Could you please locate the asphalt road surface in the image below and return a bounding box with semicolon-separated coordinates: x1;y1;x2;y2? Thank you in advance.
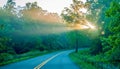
0;50;80;69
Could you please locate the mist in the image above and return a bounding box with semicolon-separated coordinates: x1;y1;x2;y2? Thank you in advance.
14;22;71;36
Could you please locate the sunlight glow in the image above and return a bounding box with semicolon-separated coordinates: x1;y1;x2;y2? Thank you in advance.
69;24;89;30
82;25;89;29
86;22;96;29
69;21;96;30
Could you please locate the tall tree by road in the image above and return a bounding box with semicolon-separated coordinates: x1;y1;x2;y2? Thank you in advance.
61;0;90;52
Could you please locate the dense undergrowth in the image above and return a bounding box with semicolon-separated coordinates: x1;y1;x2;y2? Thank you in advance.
69;49;120;69
0;50;54;66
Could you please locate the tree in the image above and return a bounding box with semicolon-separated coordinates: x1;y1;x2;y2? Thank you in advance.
61;0;90;25
61;0;90;52
4;0;16;11
85;0;114;55
102;1;120;61
21;2;42;19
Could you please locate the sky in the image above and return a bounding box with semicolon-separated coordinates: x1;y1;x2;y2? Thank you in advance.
0;0;86;15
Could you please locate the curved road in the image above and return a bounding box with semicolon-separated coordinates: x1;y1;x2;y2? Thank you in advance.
0;50;80;69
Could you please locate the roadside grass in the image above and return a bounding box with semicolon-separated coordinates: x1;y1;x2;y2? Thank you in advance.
69;49;119;69
0;50;54;66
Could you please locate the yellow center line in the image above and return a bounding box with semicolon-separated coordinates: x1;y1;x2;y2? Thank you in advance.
34;52;64;69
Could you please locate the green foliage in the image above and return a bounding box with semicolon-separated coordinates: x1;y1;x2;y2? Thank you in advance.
69;49;119;69
69;49;101;69
90;36;103;55
61;0;90;25
61;14;74;23
67;30;92;48
0;1;80;65
101;1;120;61
0;50;51;66
67;0;120;68
106;2;120;17
86;0;120;59
0;53;13;62
0;0;119;67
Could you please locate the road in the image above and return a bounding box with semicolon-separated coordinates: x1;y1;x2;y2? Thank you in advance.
0;50;80;69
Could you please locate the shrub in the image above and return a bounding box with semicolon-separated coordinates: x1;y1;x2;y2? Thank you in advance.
0;53;13;62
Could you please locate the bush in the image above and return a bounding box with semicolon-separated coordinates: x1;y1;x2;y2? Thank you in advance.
90;38;102;55
0;53;13;62
109;47;120;61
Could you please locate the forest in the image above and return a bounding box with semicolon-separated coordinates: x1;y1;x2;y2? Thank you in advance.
0;0;120;69
62;0;120;68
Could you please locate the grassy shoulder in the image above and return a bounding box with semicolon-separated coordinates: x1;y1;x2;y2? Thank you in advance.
69;48;120;69
0;50;54;66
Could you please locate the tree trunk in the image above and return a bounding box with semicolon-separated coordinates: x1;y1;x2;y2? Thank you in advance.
75;30;78;53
